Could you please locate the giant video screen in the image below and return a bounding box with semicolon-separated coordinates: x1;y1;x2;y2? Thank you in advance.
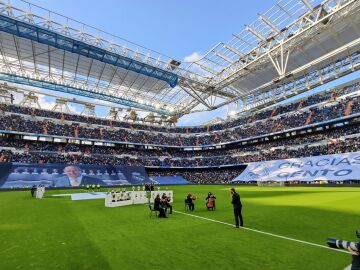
0;163;150;188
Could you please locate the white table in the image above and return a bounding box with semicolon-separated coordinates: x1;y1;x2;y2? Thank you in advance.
105;191;149;207
105;190;174;207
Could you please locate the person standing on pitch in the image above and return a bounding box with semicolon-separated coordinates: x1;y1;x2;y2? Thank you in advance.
30;185;36;198
230;188;243;228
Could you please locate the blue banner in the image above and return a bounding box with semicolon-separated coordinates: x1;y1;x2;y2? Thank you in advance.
233;152;360;182
0;163;150;188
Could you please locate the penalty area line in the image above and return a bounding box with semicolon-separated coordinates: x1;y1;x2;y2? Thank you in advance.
173;210;349;254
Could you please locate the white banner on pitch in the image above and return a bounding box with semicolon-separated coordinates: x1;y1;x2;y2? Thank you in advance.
233;152;360;182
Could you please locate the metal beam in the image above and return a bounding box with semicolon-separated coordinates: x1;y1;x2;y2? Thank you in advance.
212;40;360;110
301;0;314;11
180;82;212;110
0;72;176;115
223;44;244;57
0;14;179;88
211;0;358;91
232;33;252;46
245;25;267;42
199;65;218;75
259;15;281;34
214;52;234;64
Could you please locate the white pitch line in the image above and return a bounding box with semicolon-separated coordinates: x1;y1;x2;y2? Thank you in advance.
0;245;18;254
174;210;350;254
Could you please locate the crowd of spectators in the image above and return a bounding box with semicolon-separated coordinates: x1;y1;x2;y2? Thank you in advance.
0;94;359;146
0;79;360;187
156;137;359;167
148;168;245;184
169;81;359;133
1;125;359;167
0;81;358;138
0;81;359;184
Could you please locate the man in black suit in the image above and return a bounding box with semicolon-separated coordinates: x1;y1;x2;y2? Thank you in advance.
230;188;243;228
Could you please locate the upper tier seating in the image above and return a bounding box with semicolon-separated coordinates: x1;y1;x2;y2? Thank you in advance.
0;80;358;135
0;94;359;146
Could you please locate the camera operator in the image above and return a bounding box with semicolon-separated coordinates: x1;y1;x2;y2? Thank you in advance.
327;229;360;270
349;245;360;270
349;231;360;270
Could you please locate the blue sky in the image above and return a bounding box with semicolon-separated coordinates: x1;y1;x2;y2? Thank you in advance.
30;0;275;58
25;0;359;125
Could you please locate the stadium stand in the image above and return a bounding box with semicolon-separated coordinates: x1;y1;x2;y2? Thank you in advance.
1;80;359;184
0;81;359;148
149;176;190;185
147;167;247;184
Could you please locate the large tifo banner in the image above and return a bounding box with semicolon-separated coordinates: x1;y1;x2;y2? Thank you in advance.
233;152;360;182
0;163;150;188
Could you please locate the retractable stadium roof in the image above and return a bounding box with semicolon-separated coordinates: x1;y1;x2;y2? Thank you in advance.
0;0;358;116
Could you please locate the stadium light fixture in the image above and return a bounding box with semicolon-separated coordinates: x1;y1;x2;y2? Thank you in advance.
229;110;237;116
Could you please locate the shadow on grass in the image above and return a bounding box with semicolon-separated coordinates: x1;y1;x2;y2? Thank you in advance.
241;190;320;198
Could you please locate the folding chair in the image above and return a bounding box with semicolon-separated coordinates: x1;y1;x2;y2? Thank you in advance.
148;204;158;218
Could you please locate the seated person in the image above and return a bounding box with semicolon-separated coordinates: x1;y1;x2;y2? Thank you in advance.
186;193;196;211
154;194;167;218
161;193;172;214
205;192;216;210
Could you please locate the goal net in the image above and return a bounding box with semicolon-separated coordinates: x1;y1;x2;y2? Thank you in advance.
257;181;285;187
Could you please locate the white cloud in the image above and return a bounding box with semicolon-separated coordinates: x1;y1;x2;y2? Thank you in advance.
37;94;80;114
177;106;227;126
177;113;204;126
38;95;55;110
183;52;202;63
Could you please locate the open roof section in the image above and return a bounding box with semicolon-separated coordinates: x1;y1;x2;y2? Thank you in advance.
0;0;212;115
0;0;358;117
184;0;360;112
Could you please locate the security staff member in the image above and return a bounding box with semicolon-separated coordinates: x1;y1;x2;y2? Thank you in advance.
230;188;243;228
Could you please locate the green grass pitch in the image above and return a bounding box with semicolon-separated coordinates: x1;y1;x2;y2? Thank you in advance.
0;185;359;270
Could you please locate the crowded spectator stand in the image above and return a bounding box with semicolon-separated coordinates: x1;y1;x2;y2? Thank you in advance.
0;80;359;186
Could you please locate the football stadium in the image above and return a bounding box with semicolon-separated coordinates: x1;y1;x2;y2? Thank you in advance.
0;0;360;269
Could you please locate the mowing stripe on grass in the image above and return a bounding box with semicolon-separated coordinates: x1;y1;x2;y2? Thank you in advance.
174;210;349;254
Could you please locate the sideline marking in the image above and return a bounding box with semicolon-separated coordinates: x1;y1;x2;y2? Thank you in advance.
174;210;350;254
0;245;18;254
